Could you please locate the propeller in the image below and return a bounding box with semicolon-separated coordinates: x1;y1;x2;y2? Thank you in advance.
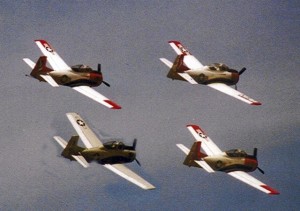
135;158;141;166
253;148;265;174
132;138;137;150
102;81;110;87
257;167;265;174
97;63;101;73
253;148;257;158
234;67;247;90
238;67;246;75
96;63;111;87
131;139;141;166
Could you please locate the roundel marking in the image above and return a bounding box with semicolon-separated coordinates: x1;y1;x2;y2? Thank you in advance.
76;119;85;126
198;132;207;139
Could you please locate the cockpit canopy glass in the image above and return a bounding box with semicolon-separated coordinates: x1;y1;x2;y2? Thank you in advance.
71;64;93;72
207;63;230;72
103;141;125;150
226;149;247;157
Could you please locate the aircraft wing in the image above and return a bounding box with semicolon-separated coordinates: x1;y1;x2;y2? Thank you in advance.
66;112;103;149
207;83;261;105
228;171;279;195
72;86;121;109
177;72;198;84
168;40;204;69
104;164;155;190
35;39;71;72
186;125;222;156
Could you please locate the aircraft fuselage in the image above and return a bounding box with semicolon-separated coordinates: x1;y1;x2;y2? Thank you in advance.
167;64;239;86
80;147;136;164
202;152;258;173
48;70;103;87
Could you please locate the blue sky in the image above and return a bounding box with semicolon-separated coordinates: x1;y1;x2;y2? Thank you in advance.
0;1;299;210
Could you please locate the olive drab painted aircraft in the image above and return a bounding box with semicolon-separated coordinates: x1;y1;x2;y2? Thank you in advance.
177;125;279;195
23;40;121;109
160;41;261;105
54;113;155;190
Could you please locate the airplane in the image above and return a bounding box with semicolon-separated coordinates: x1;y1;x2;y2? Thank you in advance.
23;40;121;109
160;41;261;105
177;124;279;195
54;112;155;190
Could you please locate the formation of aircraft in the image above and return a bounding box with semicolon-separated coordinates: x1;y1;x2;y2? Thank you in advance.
54;112;155;190
177;124;279;195
22;40;279;193
23;40;121;109
160;41;262;105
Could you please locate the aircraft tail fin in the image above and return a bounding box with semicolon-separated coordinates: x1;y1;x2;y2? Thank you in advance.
54;136;82;159
165;54;189;80
29;56;53;79
183;141;207;168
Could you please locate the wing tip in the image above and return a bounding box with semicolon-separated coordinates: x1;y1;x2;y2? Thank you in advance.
261;185;280;195
251;102;262;106
104;100;122;109
186;124;201;131
168;40;181;44
34;39;46;42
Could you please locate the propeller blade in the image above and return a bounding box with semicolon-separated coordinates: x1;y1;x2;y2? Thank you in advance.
253;148;257;158
102;80;110;87
239;67;246;75
135;158;141;166
97;63;101;72
132;139;137;150
257;167;265;174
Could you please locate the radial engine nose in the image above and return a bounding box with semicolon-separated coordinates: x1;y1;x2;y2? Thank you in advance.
231;72;240;84
245;158;258;171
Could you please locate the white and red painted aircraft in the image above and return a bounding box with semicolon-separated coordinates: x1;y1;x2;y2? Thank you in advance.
160;41;261;105
177;124;279;195
23;40;121;109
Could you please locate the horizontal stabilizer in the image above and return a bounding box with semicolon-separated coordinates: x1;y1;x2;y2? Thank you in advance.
176;144;190;155
23;58;35;69
53;136;67;148
159;58;173;68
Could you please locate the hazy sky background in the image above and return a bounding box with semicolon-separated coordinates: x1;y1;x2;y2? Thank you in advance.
0;1;299;210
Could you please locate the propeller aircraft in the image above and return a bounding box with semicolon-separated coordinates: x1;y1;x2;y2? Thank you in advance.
23;40;121;109
177;124;279;195
54;112;155;190
160;41;261;105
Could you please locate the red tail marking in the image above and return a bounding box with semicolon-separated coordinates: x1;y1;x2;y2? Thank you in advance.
196;141;207;159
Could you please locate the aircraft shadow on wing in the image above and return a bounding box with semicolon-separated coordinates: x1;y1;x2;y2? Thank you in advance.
160;40;262;105
177;124;279;195
23;40;121;109
54;112;155;190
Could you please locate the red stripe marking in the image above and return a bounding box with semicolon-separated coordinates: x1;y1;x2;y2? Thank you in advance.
261;185;280;195
251;102;262;106
104;100;121;109
187;124;206;135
